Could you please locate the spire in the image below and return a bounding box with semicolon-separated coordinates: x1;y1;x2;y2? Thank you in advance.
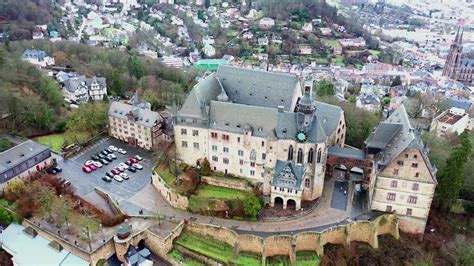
454;26;460;43
459;28;464;44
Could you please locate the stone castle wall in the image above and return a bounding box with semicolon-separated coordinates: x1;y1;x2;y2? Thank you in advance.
152;171;189;210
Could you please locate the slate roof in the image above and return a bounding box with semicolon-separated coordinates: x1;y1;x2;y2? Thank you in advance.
328;146;367;160
108;101;160;128
272;160;305;190
21;49;48;61
0;140;50;173
366;105;418;168
216;65;299;111
177;66;343;142
0;223;89;266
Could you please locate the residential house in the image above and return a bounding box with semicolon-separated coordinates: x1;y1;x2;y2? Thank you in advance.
302;22;313;32
259;17;275;29
61;75;107;103
299;45;312;55
430;107;470;137
0;140;52;191
258;37;269;46
356;93;381;112
243;31;254;39
21;49;55;68
271;35;283;44
320;27;332;36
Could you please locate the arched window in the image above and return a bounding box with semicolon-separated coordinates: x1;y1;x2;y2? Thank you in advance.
288;145;293;161
317;148;322;163
308;148;314;163
297;148;303;164
250;149;256;161
305;179;310;188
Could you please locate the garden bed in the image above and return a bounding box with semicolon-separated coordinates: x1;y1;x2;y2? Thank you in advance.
175;230;234;264
296;251;320;266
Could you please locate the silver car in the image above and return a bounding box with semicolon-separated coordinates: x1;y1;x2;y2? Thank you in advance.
113;175;124;182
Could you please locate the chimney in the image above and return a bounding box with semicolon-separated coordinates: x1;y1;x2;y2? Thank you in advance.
277;106;284;113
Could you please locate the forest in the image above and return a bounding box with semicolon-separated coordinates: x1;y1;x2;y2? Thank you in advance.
0;40;199;137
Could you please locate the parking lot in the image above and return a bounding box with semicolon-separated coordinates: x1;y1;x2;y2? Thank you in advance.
55;138;154;204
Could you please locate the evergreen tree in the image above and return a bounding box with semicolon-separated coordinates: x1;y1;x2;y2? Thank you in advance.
435;131;472;210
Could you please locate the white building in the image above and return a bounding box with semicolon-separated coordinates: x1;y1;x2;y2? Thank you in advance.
21;49;55;68
430;107;470;137
259;17;275;29
61;75;107;103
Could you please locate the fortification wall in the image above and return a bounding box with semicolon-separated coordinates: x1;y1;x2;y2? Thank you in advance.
152;171;189;210
201;176;252;191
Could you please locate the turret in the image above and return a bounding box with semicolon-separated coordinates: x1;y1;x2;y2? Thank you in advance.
297;84;316;129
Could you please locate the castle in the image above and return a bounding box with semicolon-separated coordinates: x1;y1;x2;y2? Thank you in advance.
175;66;436;235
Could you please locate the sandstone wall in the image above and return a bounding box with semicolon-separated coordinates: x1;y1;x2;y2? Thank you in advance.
201;176;252;191
237;234;264;255
146;221;185;258
186;222;239;247
152;171;189;210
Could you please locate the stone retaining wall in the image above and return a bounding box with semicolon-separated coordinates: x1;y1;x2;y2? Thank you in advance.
174;214;399;265
152;171;189;210
201;176;252;192
94;187;127;216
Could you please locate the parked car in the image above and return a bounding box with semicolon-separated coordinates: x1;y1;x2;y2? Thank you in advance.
105;148;113;154
104;157;113;162
99;153;106;159
119;162;128;169
46;168;58;174
119;172;129;180
109;145;118;151
93;161;103;168
135;155;143;161
108;154;117;160
113;175;124;182
127;166;137;173
111;168;120;175
132;163;143;170
102;176;112;182
117;165;126;172
101;150;109;156
106;172;114;178
82;166;92;173
85;160;95;166
129;157;138;164
53;166;62;173
88;164;97;171
100;158;109;165
118;148;127;154
124;160;132;166
91;154;100;160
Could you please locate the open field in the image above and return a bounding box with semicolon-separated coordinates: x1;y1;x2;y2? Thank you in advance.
35;132;89;153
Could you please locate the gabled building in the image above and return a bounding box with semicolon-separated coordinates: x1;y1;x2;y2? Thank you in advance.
430;107;470;137
108;93;171;150
61;75;107;103
271;160;306;210
366;105;437;235
21;49;55;68
0;140;52;190
174;66;346;210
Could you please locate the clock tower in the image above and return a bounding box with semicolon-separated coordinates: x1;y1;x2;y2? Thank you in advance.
296;84;316;131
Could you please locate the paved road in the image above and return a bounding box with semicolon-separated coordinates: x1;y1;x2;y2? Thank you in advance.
331;180;349;210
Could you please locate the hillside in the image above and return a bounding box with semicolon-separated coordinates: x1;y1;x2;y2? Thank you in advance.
0;0;60;40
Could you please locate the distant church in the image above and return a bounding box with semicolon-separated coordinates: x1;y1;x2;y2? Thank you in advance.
442;27;474;84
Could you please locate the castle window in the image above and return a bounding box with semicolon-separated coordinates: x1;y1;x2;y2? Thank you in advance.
237;137;241;143
406;208;412;216
240;160;243;165
386;193;396;201
250;150;256;161
181;141;188;148
397;160;404;166
390;180;397;188
212;145;217;151
262;153;266;160
223;147;229;153
411;163;418;168
212;156;218;162
211;132;218;138
238;150;244;156
261;141;265;147
297;148;303;164
413;154;418;159
250;170;255;176
316;148;322;163
308;148;314;163
393;169;399;175
305;179;310;188
288;145;294;161
415;172;420;178
192;130;199;136
412;183;419;191
181;129;187;135
193;142;199;149
408;196;417;204
386;205;392;212
223;158;229;164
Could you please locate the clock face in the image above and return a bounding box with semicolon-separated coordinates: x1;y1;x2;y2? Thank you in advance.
295;131;308;143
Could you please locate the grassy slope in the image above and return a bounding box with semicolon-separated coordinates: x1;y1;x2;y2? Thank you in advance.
175;231;234;264
35;132;89;153
194;185;247;200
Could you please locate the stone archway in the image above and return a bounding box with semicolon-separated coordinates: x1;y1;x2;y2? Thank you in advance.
274;197;284;209
137;239;146;250
287;199;297;210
